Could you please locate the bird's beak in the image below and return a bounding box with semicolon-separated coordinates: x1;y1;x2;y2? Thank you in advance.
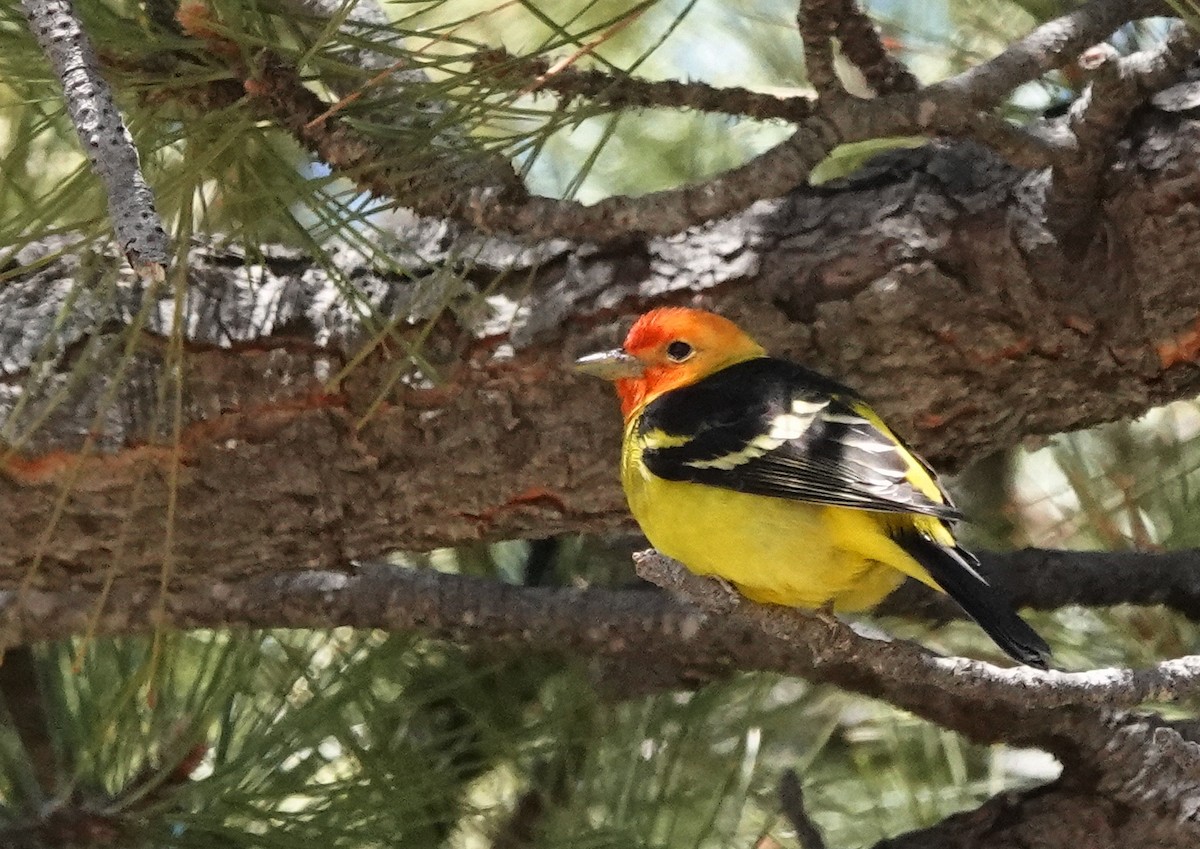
574;348;645;381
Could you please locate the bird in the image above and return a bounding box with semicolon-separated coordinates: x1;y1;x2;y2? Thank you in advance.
575;306;1050;669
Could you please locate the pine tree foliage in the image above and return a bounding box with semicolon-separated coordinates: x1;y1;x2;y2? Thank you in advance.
3;0;1200;847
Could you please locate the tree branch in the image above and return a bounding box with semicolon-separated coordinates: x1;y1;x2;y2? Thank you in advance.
829;0;919;95
20;0;170;271
7;545;1200;647
885;547;1200;621
779;769;828;849
1048;22;1200;252
931;0;1169;107
632;552;1200;725
276;0;518;188
797;0;845;99
7;114;1200;583
6;555;1200;740
797;0;918;99
138;0;1187;242
473;48;816;122
235;49;836;242
6;556;1200;844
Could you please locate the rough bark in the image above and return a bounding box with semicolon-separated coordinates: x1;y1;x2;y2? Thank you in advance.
4;111;1200;591
877;781;1193;849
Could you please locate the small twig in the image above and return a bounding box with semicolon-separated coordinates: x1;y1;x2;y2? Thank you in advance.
283;0;417;81
779;769;828;849
20;0;170;272
474;48;816;122
519;7;646;96
274;0;519;190
302;0;521;128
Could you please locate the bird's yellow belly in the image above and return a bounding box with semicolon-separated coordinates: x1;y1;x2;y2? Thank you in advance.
623;465;918;612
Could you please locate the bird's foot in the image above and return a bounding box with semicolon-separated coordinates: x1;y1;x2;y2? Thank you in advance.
812;600;839;626
703;575;743;615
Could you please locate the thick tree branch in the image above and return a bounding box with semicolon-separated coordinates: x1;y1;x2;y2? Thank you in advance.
7;115;1200;586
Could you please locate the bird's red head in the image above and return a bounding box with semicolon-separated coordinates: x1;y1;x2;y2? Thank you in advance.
576;307;766;417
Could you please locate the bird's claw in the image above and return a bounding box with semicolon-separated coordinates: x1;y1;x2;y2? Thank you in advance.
813;600;839;625
704;576;743;614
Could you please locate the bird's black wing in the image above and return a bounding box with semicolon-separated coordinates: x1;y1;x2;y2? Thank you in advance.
637;358;961;521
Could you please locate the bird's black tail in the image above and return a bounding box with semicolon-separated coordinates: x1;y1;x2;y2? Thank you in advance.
893;530;1051;669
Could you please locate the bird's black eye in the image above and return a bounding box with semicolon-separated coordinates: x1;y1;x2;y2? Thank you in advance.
665;340;694;362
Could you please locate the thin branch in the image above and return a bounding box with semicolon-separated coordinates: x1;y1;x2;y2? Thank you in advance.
5;555;1200;748
20;0;170;271
278;0;518;189
282;0;419;82
885;546;1200;621
931;0;1169;107
129;0;1177;241
824;92;1061;169
796;0;918;98
631;551;1200;740
8;546;1200;646
474;48;816;122
796;0;845;99
779;769;828;849
239;50;836;242
830;0;918;95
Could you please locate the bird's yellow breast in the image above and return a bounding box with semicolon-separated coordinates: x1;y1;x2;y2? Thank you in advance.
621;419;941;611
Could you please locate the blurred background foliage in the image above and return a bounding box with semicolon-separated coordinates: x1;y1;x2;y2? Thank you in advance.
0;0;1196;846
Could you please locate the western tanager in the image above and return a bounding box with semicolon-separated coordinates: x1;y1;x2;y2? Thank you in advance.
576;307;1050;668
